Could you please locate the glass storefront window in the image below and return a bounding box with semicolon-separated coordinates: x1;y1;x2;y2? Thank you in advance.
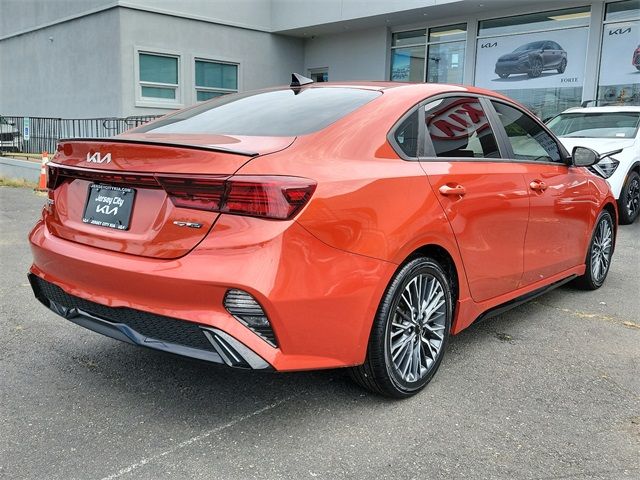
428;24;466;43
597;1;640;106
475;7;590;118
390;46;425;82
605;0;640;21
478;6;590;36
391;30;426;47
390;30;426;82
426;23;466;84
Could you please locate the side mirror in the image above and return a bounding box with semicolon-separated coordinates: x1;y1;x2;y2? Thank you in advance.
572;146;599;167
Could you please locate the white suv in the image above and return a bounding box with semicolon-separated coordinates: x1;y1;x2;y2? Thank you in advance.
547;106;640;224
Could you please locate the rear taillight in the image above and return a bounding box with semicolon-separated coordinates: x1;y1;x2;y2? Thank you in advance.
45;163;315;221
158;175;316;220
46;164;58;190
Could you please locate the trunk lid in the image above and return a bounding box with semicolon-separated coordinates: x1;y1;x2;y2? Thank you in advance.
46;136;294;259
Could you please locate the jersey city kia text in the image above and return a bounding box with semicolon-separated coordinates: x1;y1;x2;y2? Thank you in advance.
28;75;618;397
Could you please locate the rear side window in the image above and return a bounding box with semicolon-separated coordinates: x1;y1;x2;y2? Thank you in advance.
136;87;380;136
491;101;562;163
394;110;420;157
425;97;500;159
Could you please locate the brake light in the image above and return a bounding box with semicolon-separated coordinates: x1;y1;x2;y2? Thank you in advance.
158;175;316;220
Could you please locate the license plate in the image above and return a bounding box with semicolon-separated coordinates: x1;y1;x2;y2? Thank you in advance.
82;184;135;230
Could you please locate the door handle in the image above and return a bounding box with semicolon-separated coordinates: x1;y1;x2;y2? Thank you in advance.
439;184;466;196
529;180;548;192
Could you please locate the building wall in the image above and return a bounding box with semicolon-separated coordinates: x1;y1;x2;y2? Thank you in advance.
119;0;272;31
0;0;114;38
0;8;124;118
271;0;459;32
117;8;304;116
303;27;389;81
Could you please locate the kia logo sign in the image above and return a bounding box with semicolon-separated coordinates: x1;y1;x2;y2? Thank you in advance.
608;27;631;35
481;42;497;48
428;100;490;140
86;152;112;164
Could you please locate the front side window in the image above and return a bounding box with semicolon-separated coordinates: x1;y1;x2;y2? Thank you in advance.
195;60;238;101
425;97;500;158
139;52;179;101
492;101;562;162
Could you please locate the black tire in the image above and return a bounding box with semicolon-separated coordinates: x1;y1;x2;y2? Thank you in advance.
498;73;510;79
528;57;543;78
349;257;453;398
618;170;640;225
557;58;567;74
573;210;615;290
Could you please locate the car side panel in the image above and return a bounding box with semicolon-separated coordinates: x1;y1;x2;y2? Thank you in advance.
520;164;597;286
421;161;530;303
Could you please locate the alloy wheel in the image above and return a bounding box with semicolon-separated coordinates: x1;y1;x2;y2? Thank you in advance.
531;58;543;77
626;176;640;219
388;273;447;384
590;217;613;283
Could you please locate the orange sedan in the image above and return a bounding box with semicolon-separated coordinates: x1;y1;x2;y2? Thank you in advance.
28;77;617;397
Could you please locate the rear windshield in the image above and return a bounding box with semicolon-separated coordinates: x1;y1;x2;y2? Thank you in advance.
546;112;640;138
136;87;381;136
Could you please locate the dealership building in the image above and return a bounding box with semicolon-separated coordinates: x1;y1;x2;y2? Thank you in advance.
1;0;639;121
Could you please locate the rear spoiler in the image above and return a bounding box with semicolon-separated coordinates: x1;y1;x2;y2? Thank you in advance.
57;137;260;157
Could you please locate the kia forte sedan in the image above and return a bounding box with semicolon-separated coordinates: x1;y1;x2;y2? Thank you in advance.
29;77;617;398
495;40;567;78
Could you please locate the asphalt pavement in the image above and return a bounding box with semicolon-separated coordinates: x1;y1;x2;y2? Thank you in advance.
1;185;638;480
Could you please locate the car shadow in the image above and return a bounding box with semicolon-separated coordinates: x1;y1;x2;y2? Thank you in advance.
52;297;547;414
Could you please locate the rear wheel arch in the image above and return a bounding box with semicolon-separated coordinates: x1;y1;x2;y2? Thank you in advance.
405;244;460;314
361;243;462;354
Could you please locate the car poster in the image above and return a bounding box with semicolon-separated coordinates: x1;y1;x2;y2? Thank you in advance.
474;28;589;90
599;21;640;86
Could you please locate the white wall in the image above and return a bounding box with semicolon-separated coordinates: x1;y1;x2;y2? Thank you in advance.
303;26;389;81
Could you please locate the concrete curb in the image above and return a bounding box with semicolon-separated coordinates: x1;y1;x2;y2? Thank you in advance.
0;156;41;183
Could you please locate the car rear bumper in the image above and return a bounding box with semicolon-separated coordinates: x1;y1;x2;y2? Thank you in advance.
29;214;395;371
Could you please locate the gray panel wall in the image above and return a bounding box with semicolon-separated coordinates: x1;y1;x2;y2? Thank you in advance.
304;27;389;81
118;8;304;116
271;0;462;31
0;9;123;118
120;0;272;31
0;0;114;38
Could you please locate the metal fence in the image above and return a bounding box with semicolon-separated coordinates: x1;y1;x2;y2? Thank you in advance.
0;115;161;154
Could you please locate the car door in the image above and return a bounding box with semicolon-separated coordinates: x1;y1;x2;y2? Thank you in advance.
419;95;529;303
542;42;555;68
488;100;594;286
